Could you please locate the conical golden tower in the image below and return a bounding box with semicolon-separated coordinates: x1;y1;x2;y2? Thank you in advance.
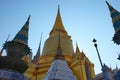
42;6;74;59
24;6;95;80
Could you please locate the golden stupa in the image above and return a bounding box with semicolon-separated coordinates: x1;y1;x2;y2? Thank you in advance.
24;7;95;80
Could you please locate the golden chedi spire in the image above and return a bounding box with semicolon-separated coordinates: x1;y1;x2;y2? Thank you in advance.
42;6;74;57
50;5;68;36
37;7;75;79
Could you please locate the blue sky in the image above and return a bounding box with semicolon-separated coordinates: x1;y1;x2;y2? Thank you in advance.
0;0;120;74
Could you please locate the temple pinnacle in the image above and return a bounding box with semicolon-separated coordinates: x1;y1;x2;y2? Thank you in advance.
13;15;31;45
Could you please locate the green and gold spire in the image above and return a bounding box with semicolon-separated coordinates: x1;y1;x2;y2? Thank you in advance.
106;1;120;32
42;6;74;56
106;1;120;45
13;15;31;45
50;6;68;36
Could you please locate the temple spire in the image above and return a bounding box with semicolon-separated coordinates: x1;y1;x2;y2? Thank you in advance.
106;1;120;32
76;42;80;53
106;1;120;45
54;32;65;60
36;32;42;57
36;38;41;57
13;15;31;45
33;33;42;63
50;5;67;36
